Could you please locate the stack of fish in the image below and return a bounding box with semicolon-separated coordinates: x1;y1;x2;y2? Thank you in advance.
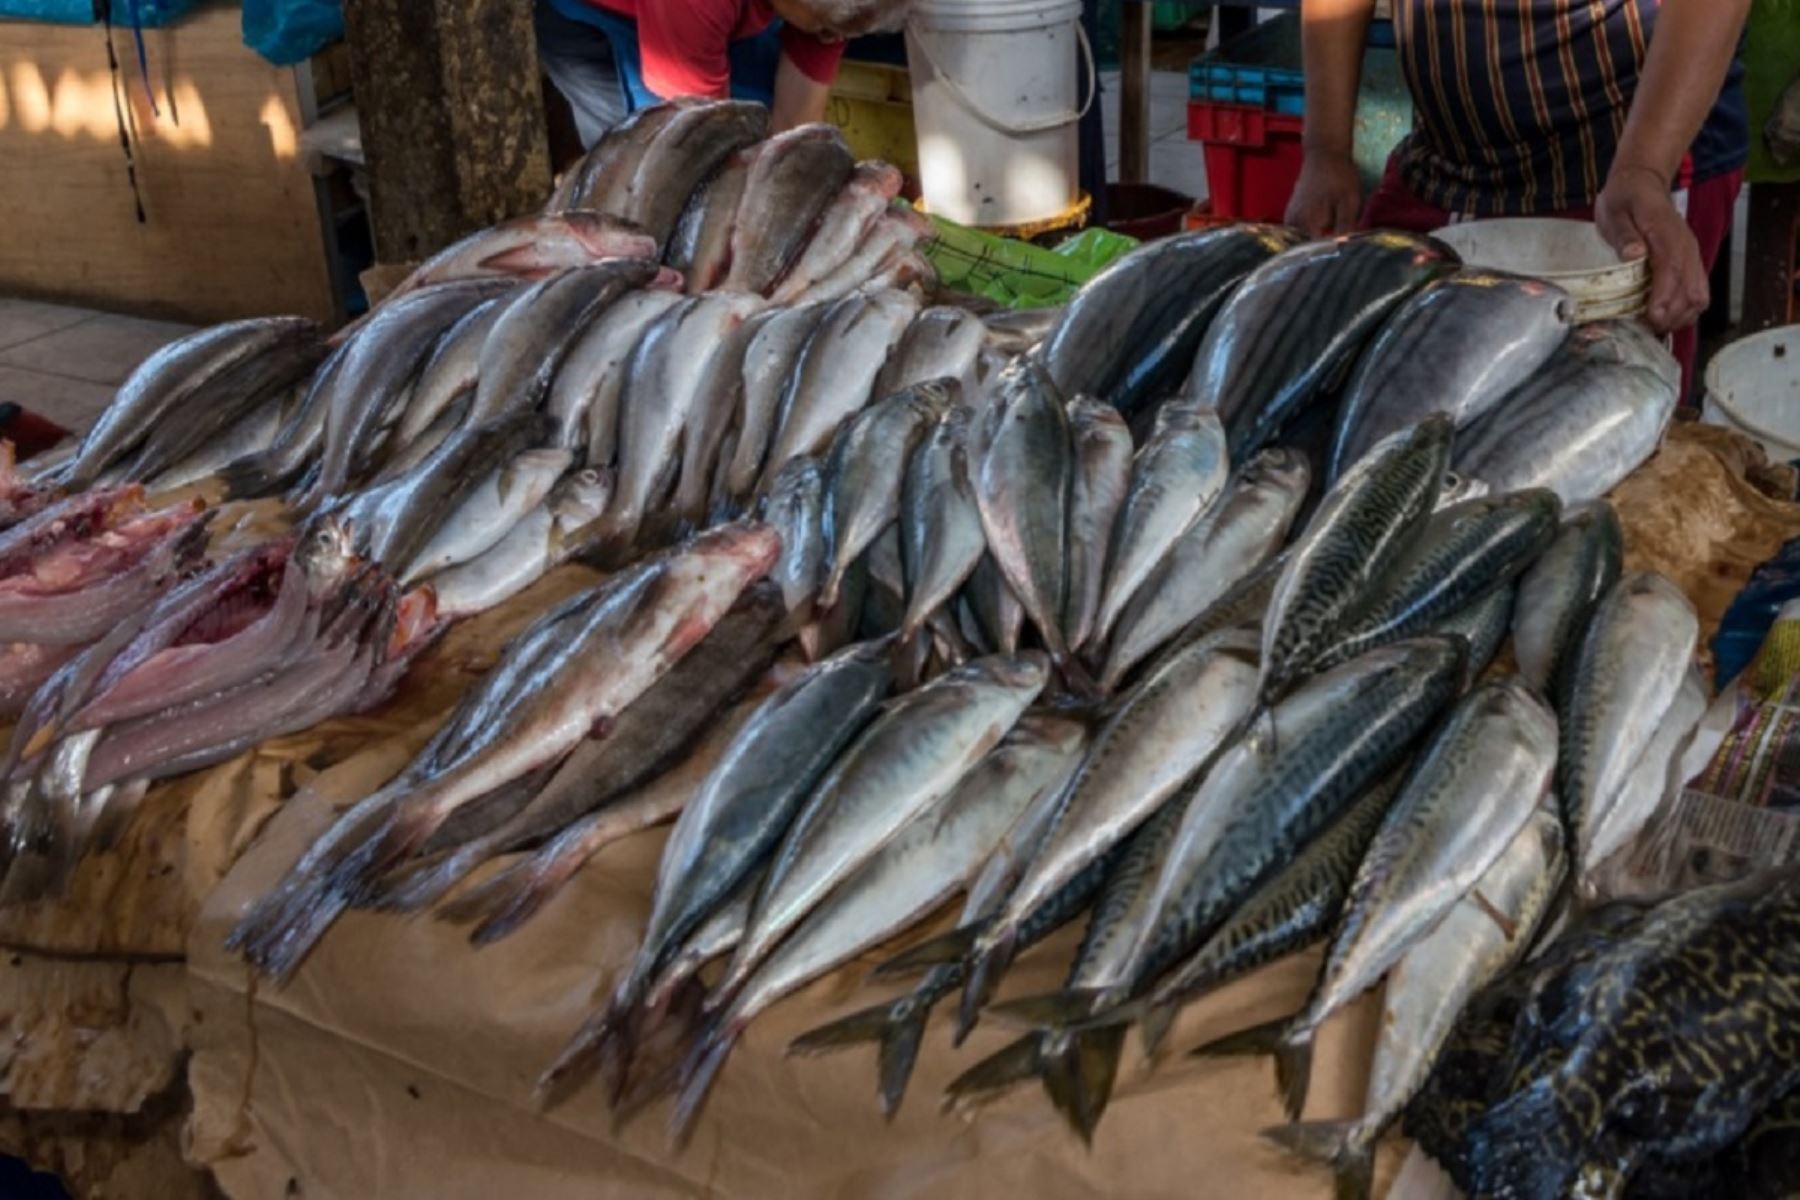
0;513;424;902
1405;868;1800;1198
546;102;933;300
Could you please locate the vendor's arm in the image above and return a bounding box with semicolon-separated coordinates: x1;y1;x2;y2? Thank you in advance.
1286;0;1377;235
770;23;846;131
1595;0;1750;332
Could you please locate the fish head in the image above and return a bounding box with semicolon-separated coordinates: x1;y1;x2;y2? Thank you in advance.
561;211;659;262
684;519;784;580
954;650;1051;696
551;468;613;529
294;514;361;592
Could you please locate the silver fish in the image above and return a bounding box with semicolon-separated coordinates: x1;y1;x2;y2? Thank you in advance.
1583;663;1707;884
761;456;827;625
875;306;986;396
820;383;951;609
666;148;753;293
396;294;510;446
1091;401;1228;649
146;381;297;492
757;289;920;493
1513;500;1624;695
424;470;611;620
720;302;830;508
1259;414;1452;700
1101;447;1308;691
399;447;572;584
769;162;904;304
1275;676;1558;1118
710;653;1048;1007
1558;571;1698;879
615;100;770;247
545;289;683;459
899;406;987;646
1263;805;1566;1200
1063;397;1134;655
725;123;856;294
386;211;657;297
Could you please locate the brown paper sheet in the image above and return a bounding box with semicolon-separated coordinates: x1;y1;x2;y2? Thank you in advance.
22;422;1800;1198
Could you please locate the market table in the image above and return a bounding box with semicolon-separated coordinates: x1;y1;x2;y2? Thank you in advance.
4;423;1793;1199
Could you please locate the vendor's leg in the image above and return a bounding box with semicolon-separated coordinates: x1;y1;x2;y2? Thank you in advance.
534;0;628;148
1673;167;1745;405
1358;153;1452;233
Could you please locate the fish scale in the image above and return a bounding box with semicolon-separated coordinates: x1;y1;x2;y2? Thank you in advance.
1135;771;1402;1053
1313;489;1560;673
1512;500;1624;697
1260;414;1453;700
1106;636;1467;1026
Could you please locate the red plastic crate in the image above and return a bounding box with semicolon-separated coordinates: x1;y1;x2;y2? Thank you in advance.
1187;100;1305;223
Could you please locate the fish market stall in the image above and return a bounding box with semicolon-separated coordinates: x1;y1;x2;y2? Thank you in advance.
8;91;1800;1200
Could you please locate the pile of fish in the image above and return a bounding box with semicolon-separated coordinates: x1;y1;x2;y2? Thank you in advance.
1405;868;1800;1198
0;509;425;900
1038;224;1680;498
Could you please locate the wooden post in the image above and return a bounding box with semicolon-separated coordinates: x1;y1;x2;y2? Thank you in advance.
1743;182;1800;334
343;0;554;265
1120;1;1152;184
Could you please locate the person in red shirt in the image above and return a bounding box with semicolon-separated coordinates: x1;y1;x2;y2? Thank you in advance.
537;0;911;145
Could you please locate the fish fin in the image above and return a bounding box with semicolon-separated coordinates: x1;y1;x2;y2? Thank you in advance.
362;842;487;913
942;1033;1044;1114
984;988;1110;1032
787;993;931;1119
476;244;552;274
437;843;583;945
1139;999;1179;1059
1260;1121;1374;1200
1275;1029;1315;1122
956;928;1017;1045
1067;1026;1127;1145
870;925;979;978
1188;1013;1291;1059
669;1019;740;1152
537;974;651;1114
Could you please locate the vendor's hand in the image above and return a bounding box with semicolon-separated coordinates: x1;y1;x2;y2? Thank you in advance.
1285;152;1362;237
1595;164;1709;333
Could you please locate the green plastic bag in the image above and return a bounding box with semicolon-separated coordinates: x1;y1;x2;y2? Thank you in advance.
921;217;1139;309
1748;0;1800;184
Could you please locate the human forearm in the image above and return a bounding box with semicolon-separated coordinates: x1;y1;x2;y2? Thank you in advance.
1300;0;1377;158
771;54;831;131
1612;0;1750;185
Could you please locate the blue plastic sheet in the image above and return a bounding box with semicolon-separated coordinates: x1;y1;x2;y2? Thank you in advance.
243;0;343;66
1713;532;1800;686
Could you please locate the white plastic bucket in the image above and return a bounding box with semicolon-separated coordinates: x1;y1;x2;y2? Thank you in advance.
1703;327;1800;461
905;0;1090;228
1430;218;1649;323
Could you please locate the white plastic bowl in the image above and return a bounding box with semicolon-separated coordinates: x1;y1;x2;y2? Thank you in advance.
1430;217;1648;323
1703;327;1800;462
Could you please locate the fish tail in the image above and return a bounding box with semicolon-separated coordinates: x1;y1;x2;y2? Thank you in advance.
1260;1121;1374;1200
870;925;980;979
941;1033;1045;1114
536;989;644;1112
361;842;486;914
786;994;931;1119
445;836;590;946
609;976;709;1133
1188;1013;1291;1059
228;879;353;984
1275;1029;1316;1121
1139;999;1180;1059
1043;1026;1127;1146
668;1018;741;1152
983;988;1110;1032
955;928;1017;1045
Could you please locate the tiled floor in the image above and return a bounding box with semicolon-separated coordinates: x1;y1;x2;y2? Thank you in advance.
1100;68;1210;201
0;299;194;436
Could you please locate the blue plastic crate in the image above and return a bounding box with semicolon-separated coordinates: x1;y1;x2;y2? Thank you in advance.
1188;13;1395;115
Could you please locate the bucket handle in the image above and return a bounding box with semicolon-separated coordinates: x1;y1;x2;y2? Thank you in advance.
906;17;1097;135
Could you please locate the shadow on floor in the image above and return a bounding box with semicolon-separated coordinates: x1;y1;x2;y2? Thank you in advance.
0;1155;69;1199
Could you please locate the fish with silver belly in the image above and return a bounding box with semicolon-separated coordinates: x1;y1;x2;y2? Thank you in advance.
1512;499;1624;696
769;162;904;305
1454;343;1678;505
1312;489;1561;673
399;447;572;584
1101;447;1308;691
899;405;986;647
719;302;830;510
974;363;1092;691
1262;805;1565;1200
1558;571;1698;885
1065;638;1466;1062
760;456;826;623
664;713;1084;1142
613;100;770;247
1255;676;1558;1120
1431;583;1515;686
384;210;657;297
1410;870;1800;1199
875;306;985;396
395;295;510;446
66;316;322;490
422;469;610;621
1039;223;1299;417
707;654;1048;1015
1062;398;1134;655
1582;663;1707;892
551;102;694;213
664;148;752;292
1326;269;1572;482
956;631;1261;1029
545;289;682;458
724;123;855;294
819;383;952;609
1184;231;1457;459
1090;401;1228;651
1259;414;1452;702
